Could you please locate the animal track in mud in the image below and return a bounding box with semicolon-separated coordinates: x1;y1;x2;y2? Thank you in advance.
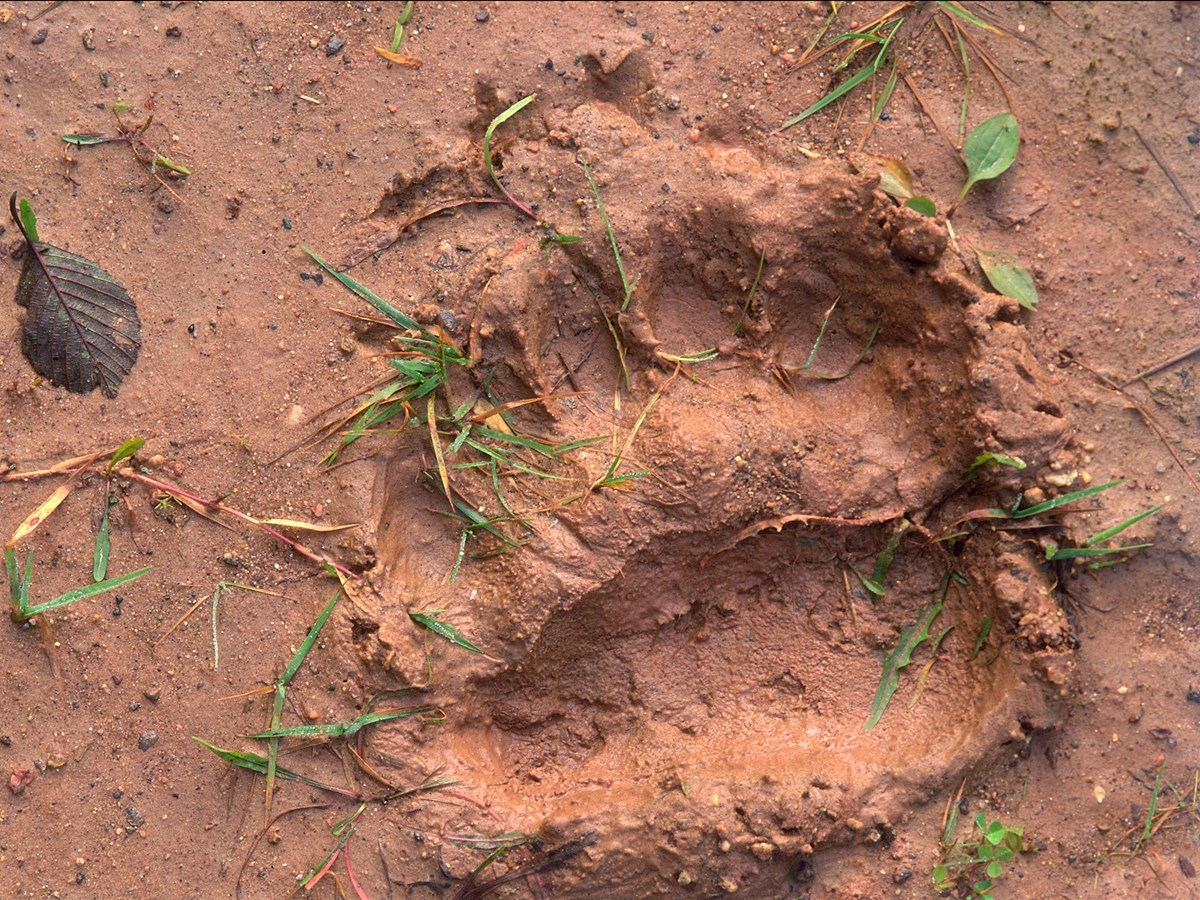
341;102;1076;896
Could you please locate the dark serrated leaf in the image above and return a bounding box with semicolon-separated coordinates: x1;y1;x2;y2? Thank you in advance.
10;195;141;398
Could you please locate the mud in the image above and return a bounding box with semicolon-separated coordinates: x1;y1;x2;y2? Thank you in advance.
336;105;1077;895
1;3;1198;899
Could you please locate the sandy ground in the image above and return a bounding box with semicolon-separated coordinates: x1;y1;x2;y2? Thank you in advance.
1;2;1198;898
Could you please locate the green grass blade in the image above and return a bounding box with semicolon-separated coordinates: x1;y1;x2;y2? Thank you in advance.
61;133;109;147
463;438;564;480
93;505;111;582
106;436;144;474
250;707;431;740
1086;504;1163;545
5;547;32;617
802;317;881;381
870;57;899;126
1010;480;1120;519
953;24;970;145
409;609;484;653
281;590;341;686
964;452;1027;479
780;19;901;131
854;519;911;598
472;426;560;458
1045;542;1152;561
484;94;538;218
193;739;357;796
935;1;1003;34
1139;763;1165;850
866;596;944;731
734;248;767;335
20;566;152;619
970;615;993;660
579;157;637;310
302;246;421;330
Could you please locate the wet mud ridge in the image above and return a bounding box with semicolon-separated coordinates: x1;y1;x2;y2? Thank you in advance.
329;95;1081;897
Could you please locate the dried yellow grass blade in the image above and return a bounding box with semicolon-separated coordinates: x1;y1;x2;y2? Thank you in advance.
373;47;422;67
257;518;360;533
1;447;108;482
7;479;77;548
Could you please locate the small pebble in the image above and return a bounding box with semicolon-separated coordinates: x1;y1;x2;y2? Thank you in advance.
124;807;145;830
138;731;158;752
31;27;48;45
1189;134;1200;146
82;28;95;51
712;22;724;33
165;25;182;38
282;217;292;230
544;58;553;70
326;35;345;56
642;31;655;42
99;71;109;87
475;9;489;23
144;688;161;703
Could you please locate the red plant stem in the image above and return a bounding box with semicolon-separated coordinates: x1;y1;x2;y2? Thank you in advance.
344;840;371;900
119;469;358;579
304;848;340;891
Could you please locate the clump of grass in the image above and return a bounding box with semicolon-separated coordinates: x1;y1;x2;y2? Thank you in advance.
305;248;600;573
945;479;1163;569
865;572;952;730
779;1;1017;150
778;298;880;388
933;804;1027;899
63;101;190;193
6;547;151;624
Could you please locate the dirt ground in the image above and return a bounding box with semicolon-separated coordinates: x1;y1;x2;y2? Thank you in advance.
1;1;1198;898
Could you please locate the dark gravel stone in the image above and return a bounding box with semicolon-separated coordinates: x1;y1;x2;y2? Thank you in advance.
31;27;48;45
327;35;345;56
138;731;158;752
124;807;145;830
475;9;489;23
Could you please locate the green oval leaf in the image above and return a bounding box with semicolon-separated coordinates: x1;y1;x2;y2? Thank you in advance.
976;248;1038;310
959;113;1019;202
905;196;937;217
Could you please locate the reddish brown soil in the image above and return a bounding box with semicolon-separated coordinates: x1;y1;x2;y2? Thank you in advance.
1;2;1198;898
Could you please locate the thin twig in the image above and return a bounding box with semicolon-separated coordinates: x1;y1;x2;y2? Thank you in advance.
1132;126;1198;217
236;803;332;900
1064;353;1200;499
1121;343;1200;388
899;65;958;154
